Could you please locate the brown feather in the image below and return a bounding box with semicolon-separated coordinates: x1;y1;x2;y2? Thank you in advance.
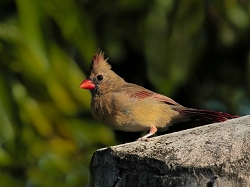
89;50;111;75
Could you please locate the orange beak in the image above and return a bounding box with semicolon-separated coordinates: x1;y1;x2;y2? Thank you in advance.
79;79;95;90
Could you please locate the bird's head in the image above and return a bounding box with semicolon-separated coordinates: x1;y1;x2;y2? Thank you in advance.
80;50;125;96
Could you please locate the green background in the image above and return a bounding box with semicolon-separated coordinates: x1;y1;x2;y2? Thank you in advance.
0;0;249;186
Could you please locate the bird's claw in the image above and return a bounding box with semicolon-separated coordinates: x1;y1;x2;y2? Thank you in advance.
136;137;150;142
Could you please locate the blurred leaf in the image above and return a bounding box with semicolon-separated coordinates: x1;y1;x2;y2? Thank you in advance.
68;119;115;148
0;148;13;167
42;0;97;64
226;1;249;29
0;74;15;143
16;0;49;74
0;173;23;187
48;43;91;111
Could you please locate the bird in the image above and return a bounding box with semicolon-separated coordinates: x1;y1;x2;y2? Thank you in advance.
79;50;239;141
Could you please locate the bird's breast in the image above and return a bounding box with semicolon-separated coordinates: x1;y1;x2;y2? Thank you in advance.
90;93;182;132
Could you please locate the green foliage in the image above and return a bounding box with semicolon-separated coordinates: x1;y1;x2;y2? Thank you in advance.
0;0;113;186
0;0;249;186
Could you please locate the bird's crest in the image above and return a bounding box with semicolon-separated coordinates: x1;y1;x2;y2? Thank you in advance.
89;49;111;74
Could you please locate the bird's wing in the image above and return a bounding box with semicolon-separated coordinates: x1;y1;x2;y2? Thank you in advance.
120;84;181;106
151;93;182;106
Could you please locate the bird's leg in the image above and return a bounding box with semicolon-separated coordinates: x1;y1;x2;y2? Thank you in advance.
137;126;157;141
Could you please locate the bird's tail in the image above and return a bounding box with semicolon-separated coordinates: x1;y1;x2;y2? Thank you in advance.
179;108;239;122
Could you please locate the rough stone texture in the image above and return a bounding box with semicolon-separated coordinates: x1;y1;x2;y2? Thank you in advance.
90;115;250;187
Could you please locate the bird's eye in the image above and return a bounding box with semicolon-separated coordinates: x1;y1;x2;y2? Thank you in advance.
97;75;103;81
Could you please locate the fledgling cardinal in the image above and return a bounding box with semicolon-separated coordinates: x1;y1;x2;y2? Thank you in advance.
80;50;239;141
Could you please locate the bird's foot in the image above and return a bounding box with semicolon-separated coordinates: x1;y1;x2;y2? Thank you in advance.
136;126;157;142
136;137;151;141
137;126;157;142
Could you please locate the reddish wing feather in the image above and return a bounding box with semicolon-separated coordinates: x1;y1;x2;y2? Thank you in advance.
128;91;181;106
129;91;153;99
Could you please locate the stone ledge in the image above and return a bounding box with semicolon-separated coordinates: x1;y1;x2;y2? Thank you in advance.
90;115;250;187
